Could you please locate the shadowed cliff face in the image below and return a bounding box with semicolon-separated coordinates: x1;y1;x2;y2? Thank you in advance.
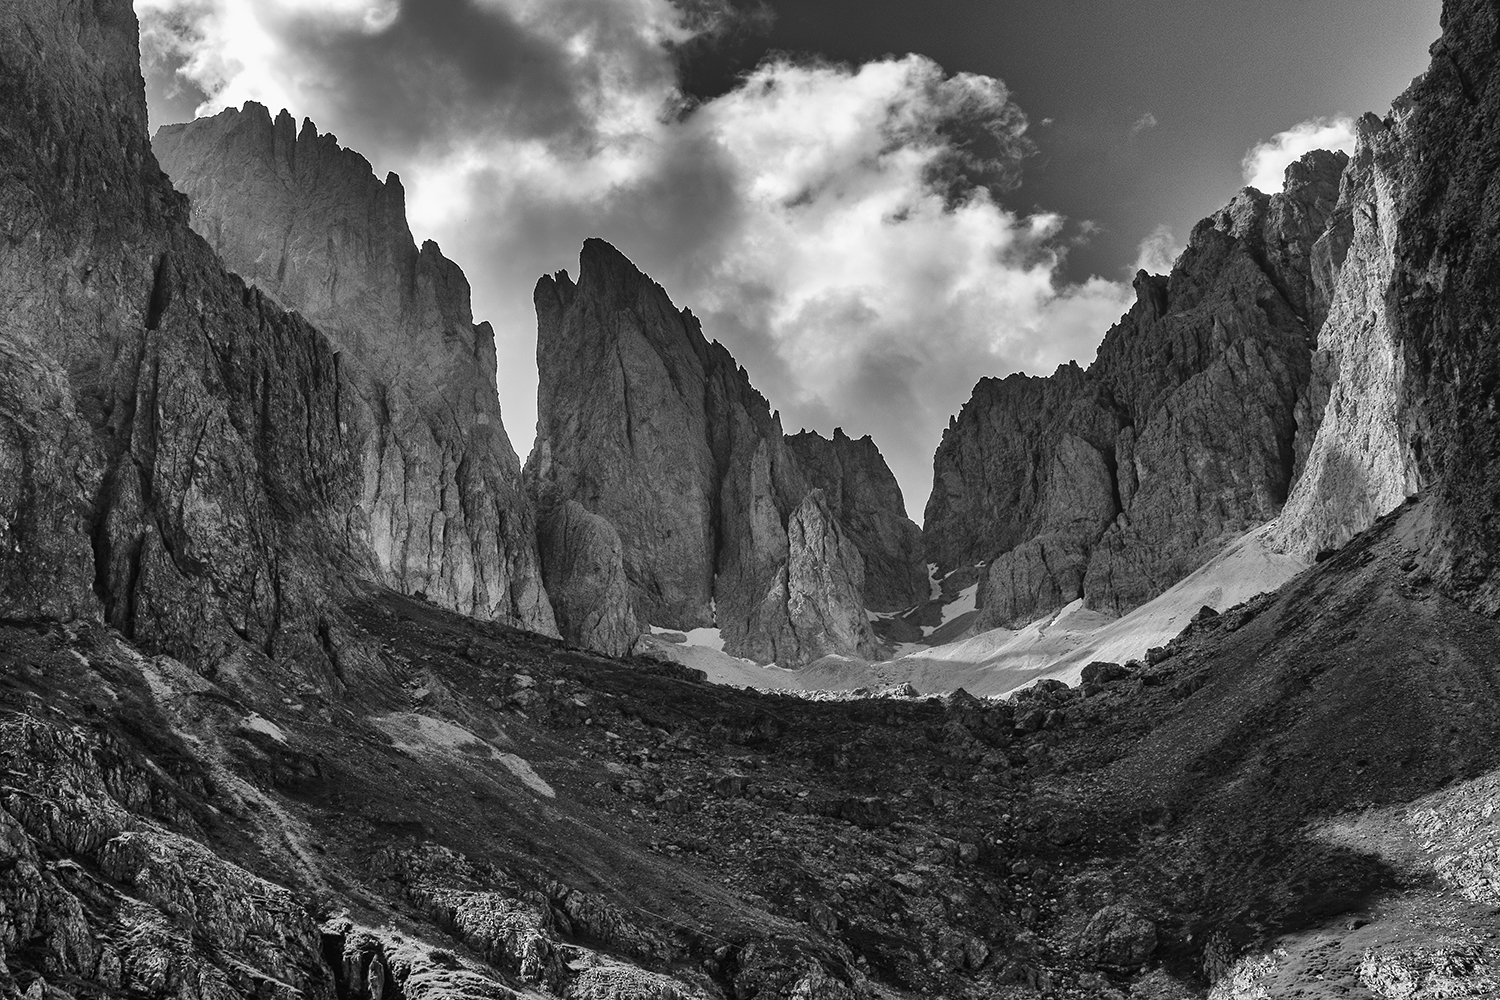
0;0;374;668
527;240;880;665
152;105;555;635
784;428;928;613
924;151;1348;629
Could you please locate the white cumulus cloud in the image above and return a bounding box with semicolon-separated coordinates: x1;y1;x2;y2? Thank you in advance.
1241;115;1356;194
1132;223;1183;275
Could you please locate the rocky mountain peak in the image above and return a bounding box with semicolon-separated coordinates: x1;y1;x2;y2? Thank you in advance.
927;151;1346;629
784;427;928;612
154;103;554;632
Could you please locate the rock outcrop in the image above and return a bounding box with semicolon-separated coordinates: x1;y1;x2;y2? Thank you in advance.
925;151;1347;629
784;428;927;611
535;500;639;657
0;0;377;666
153;105;554;633
527;241;878;664
1270;121;1417;561
1276;0;1500;615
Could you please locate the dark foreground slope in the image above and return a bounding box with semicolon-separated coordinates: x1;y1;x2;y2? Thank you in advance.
7;497;1500;1000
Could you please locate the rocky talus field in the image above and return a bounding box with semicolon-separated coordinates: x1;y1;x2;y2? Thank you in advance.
2;1;1500;1000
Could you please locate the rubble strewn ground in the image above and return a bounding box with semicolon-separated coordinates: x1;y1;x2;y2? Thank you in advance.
4;501;1499;1000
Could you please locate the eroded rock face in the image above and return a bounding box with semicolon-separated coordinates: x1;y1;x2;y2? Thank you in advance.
927;152;1347;629
527;241;876;665
536;501;639;657
1278;0;1500;615
153;104;554;634
1271;123;1417;561
784;428;927;611
742;490;883;664
0;0;371;666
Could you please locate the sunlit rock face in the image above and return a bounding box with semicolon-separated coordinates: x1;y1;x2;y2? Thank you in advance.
153;105;555;634
528;240;878;665
1277;0;1500;616
925;151;1348;629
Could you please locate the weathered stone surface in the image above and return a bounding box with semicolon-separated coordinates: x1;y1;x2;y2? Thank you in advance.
1276;0;1500;615
930;153;1346;628
1271;122;1417;562
153;104;555;634
785;428;927;611
0;0;375;666
536;500;639;657
926;365;1125;575
527;240;876;665
738;490;882;664
1078;905;1157;968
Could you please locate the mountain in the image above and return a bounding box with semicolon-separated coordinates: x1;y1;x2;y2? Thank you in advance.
0;0;390;668
924;150;1348;630
4;0;1500;998
152;105;554;634
526;240;881;665
784;428;928;612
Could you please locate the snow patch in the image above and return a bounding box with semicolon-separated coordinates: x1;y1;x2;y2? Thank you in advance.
495;753;555;798
921;582;980;636
241;714;287;743
649;624;725;651
927;564;941;601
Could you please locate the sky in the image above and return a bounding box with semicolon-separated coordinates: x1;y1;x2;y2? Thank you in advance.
135;0;1441;522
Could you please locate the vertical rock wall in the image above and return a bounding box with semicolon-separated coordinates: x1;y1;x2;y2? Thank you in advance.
925;152;1347;629
783;428;928;612
1277;0;1500;614
527;240;878;664
153;106;555;634
0;0;370;667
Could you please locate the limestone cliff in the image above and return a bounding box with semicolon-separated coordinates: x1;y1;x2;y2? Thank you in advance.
926;151;1347;629
1271;121;1417;561
1276;0;1500;615
527;240;878;664
535;500;639;657
152;105;554;633
784;428;927;611
0;0;380;667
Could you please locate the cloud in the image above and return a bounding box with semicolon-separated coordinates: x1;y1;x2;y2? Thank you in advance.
1128;112;1158;139
1132;223;1183;275
1242;115;1356;193
134;0;1132;520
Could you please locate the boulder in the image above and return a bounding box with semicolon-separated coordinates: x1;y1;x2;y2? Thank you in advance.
1078;905;1158;968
